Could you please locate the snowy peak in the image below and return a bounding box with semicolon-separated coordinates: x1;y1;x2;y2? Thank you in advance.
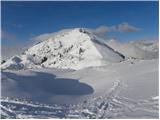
1;28;124;70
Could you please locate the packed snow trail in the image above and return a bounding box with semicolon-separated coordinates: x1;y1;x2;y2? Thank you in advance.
72;69;125;119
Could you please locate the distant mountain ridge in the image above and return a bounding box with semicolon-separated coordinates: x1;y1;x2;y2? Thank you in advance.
106;39;158;60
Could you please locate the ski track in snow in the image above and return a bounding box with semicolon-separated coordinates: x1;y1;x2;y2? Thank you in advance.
1;28;158;119
1;69;158;119
1;92;158;119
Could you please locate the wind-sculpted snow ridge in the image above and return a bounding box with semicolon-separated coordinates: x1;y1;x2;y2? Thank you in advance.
1;28;124;70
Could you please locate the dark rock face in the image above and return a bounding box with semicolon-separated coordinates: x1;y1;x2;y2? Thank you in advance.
1;60;6;64
79;48;85;54
41;57;48;63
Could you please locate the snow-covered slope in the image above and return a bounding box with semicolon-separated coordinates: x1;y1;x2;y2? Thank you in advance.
1;59;158;118
1;28;124;70
106;39;158;59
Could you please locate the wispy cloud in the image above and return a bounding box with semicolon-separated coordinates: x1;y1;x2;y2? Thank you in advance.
91;26;110;34
32;23;141;43
1;30;17;41
91;22;140;34
1;44;24;59
1;30;29;59
116;22;140;32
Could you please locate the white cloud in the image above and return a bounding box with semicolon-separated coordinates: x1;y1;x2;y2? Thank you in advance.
32;23;140;43
91;22;140;34
32;28;73;43
116;22;140;32
1;43;27;60
90;26;110;34
1;30;17;41
1;30;30;59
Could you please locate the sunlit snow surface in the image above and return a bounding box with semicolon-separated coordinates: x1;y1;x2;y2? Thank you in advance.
1;28;158;118
1;28;124;70
1;59;158;119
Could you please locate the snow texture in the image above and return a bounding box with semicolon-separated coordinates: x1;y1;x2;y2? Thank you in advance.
1;59;158;119
1;28;124;70
1;28;158;119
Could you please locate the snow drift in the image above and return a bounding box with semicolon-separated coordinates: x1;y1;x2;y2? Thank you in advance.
1;28;124;70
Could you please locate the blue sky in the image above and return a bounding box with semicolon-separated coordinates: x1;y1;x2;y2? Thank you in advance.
1;1;158;46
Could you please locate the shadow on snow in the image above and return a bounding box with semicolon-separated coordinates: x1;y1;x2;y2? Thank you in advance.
2;71;94;96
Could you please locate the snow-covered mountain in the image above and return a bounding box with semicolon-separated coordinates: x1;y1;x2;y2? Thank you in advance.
1;28;159;71
1;28;124;70
1;28;159;118
106;39;158;60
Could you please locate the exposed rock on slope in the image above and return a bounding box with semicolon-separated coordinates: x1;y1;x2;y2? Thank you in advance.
1;28;124;70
